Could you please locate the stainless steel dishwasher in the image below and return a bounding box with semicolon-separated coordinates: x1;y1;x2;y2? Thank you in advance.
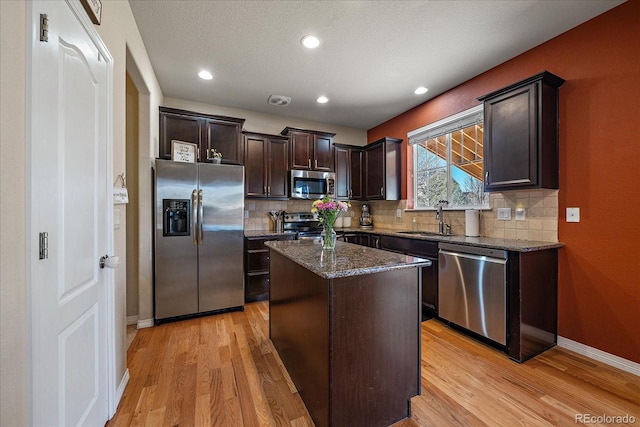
438;243;508;346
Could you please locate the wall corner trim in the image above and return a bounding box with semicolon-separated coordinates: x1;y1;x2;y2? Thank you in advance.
137;318;155;329
112;369;130;418
557;336;640;377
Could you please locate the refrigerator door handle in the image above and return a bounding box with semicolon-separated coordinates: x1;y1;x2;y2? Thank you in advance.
191;190;198;246
198;189;204;245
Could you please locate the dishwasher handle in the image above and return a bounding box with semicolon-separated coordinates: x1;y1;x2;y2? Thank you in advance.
439;242;508;260
439;249;508;265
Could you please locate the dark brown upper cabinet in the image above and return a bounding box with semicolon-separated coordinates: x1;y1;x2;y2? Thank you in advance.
159;107;245;164
281;127;336;172
478;71;564;192
244;131;289;199
364;137;402;200
334;144;363;200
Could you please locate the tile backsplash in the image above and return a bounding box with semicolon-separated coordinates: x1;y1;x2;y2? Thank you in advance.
244;189;558;242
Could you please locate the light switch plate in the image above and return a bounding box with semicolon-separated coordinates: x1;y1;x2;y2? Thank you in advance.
396;209;402;218
515;208;526;221
566;207;580;222
497;208;511;220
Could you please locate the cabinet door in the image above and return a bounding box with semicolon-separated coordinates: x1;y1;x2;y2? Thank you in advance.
357;234;371;247
421;259;438;316
314;135;334;171
365;143;385;199
205;119;243;164
160;112;202;160
245;135;267;197
334;145;350;199
290;132;313;169
268;138;289;198
349;148;363;200
484;82;538;190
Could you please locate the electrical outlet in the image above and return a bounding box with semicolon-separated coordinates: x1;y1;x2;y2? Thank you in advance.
497;208;511;220
244;210;249;219
515;208;526;221
396;209;402;218
566;207;580;222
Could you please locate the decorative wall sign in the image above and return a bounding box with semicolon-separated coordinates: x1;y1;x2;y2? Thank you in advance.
80;0;102;25
113;188;129;204
171;140;198;163
113;173;128;204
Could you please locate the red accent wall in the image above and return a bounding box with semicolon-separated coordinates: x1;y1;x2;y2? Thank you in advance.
368;0;640;363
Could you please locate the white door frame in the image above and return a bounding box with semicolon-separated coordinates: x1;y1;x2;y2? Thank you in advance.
25;0;117;421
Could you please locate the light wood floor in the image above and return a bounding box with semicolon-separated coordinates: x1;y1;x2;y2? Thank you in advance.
108;302;640;426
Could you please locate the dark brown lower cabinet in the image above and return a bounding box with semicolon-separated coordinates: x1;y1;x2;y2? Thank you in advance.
269;250;420;427
379;235;438;319
508;248;558;362
244;235;295;302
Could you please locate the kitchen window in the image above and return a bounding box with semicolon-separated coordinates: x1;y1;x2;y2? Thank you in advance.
408;105;488;209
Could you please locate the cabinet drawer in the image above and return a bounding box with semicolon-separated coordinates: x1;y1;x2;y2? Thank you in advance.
246;238;269;250
380;236;438;258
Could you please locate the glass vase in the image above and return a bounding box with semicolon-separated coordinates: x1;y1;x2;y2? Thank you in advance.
321;225;337;250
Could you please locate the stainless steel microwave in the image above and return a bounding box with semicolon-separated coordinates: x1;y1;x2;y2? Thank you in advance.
290;170;336;199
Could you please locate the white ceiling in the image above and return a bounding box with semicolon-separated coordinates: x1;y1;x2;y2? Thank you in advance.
128;0;622;130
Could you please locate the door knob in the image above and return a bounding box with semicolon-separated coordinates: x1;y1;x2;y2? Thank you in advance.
99;255;120;269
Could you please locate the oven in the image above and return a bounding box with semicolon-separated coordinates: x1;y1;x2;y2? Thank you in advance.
290;170;335;200
284;212;323;241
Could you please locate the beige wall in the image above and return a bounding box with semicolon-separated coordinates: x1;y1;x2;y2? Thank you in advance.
360;190;558;243
247;190;558;243
164;97;368;147
0;1;163;424
95;0;163;399
125;73;140;319
0;2;27;425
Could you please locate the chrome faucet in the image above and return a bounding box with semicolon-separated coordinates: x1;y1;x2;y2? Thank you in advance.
436;200;450;235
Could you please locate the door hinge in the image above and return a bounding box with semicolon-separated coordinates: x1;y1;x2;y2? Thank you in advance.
39;14;49;42
39;232;49;260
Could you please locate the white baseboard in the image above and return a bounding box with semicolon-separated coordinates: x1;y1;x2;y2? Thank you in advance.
558;336;640;377
115;368;129;409
126;315;138;326
137;318;154;329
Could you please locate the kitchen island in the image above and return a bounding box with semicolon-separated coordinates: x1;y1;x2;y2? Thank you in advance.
265;240;431;427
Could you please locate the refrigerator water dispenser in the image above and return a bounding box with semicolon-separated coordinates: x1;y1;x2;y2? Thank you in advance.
163;199;190;236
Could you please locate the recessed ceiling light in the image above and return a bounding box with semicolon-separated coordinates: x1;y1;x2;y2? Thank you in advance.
301;35;321;49
316;96;329;104
414;86;428;95
198;70;213;80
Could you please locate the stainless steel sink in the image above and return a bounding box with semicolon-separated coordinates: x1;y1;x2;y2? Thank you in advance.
397;230;454;237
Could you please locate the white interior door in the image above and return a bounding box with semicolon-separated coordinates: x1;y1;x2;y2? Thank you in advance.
29;1;113;425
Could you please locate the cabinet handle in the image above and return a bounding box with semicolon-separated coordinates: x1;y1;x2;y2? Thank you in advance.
314;159;318;169
308;159;311;169
485;171;488;183
348;189;352;199
380;187;384;196
267;185;271;195
263;186;267;195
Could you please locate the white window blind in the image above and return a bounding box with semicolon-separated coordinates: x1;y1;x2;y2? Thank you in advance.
408;104;483;146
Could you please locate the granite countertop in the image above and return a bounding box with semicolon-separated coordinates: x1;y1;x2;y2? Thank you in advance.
265;240;431;279
333;227;564;252
244;230;296;238
246;227;564;252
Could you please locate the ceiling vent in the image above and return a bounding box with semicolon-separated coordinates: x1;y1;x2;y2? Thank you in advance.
268;95;291;106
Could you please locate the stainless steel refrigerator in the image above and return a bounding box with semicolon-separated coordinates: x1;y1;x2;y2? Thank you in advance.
154;159;244;322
